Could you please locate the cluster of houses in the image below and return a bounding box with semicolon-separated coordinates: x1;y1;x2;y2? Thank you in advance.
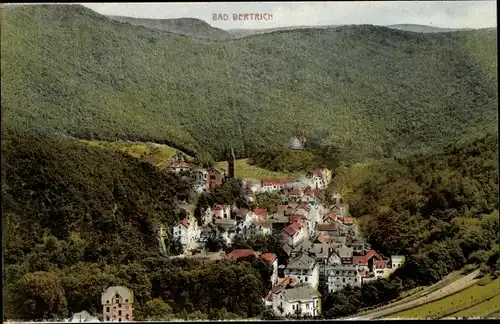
167;151;405;318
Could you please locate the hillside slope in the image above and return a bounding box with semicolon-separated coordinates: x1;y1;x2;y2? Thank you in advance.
1;4;497;160
107;15;233;40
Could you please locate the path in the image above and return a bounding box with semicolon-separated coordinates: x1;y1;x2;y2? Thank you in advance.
346;269;481;320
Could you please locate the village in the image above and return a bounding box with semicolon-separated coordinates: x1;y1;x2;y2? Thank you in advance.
64;136;405;322
165;136;406;318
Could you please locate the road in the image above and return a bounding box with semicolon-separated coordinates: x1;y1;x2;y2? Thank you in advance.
346;269;481;320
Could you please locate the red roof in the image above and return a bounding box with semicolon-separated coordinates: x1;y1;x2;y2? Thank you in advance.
225;249;257;261
179;218;190;228
314;190;325;199
295;135;306;142
325;212;337;221
310;170;323;176
317;223;338;232
260;252;277;264
289;214;307;223
374;259;389;268
303;189;315;197
169;161;191;168
317;233;332;244
353;255;368;265
262;179;292;186
253;208;267;218
277;205;288;212
282;222;301;236
343;217;354;224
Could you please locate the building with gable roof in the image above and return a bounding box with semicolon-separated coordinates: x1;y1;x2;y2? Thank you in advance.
172;218;201;252
101;286;134;322
284;254;319;289
272;285;321;317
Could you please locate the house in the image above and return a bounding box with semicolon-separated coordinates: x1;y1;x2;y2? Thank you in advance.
225;249;258;261
323;212;337;224
271;214;290;231
309;170;328;190
337;246;354;265
288;135;307;150
325;265;362;293
352;250;388;274
101;286;134;322
66;310;100;322
246;189;255;203
391;255;406;269
208;167;225;190
331;203;349;217
343;217;354;225
272;285;321;317
252;208;268;221
261;179;293;192
317;223;339;236
239;221;272;239
281;222;307;248
166;161;192;173
212;204;231;219
261;252;279;286
191;167;208;192
287;188;304;198
284;254;319;289
172;218;201;252
330;193;343;205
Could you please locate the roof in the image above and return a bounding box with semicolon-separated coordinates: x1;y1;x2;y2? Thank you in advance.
262;179;292;186
278;276;299;288
317;223;338;232
353;255;368;265
214;218;237;226
282;222;301;236
278;286;321;303
310;170;323;176
225;249;257;261
391;255;406;261
324;212;337;221
343;217;354;224
287;254;316;270
281;243;293;255
260;252;277;264
317;233;332;244
101;286;133;305
337;246;353;258
213;204;230;211
311;243;330;258
168;161;191;169
253;208;267;218
277;205;289;212
289;214;307;223
288;188;303;196
179;218;190;228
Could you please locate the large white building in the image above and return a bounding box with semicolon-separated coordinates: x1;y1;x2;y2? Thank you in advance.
325;265;362;293
172;218;201;252
284;254;320;289
272;285;321;317
281;221;308;248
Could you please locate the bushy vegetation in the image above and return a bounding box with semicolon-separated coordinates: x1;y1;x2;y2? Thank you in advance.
321;134;499;318
1;4;497;161
2;134;270;321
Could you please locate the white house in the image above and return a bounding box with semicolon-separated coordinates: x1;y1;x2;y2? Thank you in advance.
260;179;293;193
391;255;406;269
65;310;100;322
281;222;308;248
172;218;201;252
166;161;192;173
284;254;320;289
309;170;328;190
261;252;279;286
325;265;362;293
212;204;231;219
272;285;321;317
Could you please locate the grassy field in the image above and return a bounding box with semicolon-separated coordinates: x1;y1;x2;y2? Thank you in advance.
358;270;464;315
80;139;182;168
2;5;497;161
216;158;304;181
387;277;500;319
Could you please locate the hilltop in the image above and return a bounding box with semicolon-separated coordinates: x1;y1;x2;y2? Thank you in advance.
107;15;233;40
387;24;473;33
1;4;497;161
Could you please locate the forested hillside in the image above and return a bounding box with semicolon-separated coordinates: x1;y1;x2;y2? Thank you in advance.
1;4;497;161
2;134;270;321
321;133;499;318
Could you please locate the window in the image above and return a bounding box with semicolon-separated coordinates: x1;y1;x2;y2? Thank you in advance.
126;314;130;320
292;305;295;310
106;317;110;321
305;277;308;282
119;319;122;322
118;304;121;308
106;307;110;312
306;303;310;310
343;278;346;282
118;310;122;316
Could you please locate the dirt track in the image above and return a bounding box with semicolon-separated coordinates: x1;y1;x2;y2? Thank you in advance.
347;269;481;320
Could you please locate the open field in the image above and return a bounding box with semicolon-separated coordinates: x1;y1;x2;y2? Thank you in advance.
80;139;183;168
387;276;500;319
356;270;465;316
216;158;304;181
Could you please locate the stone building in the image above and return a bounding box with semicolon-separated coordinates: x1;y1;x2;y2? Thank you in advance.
101;286;134;322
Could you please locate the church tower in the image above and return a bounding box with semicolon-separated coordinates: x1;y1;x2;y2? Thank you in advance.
227;147;235;179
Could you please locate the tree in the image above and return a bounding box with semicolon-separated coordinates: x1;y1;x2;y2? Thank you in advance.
11;271;68;321
136;298;172;320
205;230;227;252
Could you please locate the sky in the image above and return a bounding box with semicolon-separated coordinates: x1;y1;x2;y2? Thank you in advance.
76;1;497;30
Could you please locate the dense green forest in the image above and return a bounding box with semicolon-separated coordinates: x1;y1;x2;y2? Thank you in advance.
1;4;497;161
2;134;270;321
320;133;499;318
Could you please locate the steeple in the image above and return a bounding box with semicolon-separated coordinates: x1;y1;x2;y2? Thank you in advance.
227;147;235;179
